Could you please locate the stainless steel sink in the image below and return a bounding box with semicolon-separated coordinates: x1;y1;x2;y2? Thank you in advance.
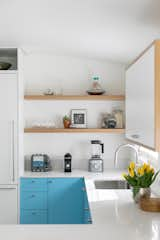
94;180;130;189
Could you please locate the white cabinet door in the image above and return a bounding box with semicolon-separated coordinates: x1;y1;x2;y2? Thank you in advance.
0;73;18;184
0;73;17;120
126;46;155;148
0;186;17;224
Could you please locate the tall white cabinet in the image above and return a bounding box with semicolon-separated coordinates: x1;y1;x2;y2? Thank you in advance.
0;48;23;224
126;40;160;151
0;73;18;184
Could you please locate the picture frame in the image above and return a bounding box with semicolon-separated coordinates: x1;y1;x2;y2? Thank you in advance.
71;109;87;128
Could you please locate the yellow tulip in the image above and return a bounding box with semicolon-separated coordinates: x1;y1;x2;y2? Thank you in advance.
129;161;135;170
150;168;154;174
138;167;144;176
143;163;147;171
137;167;141;175
146;164;151;173
129;169;135;178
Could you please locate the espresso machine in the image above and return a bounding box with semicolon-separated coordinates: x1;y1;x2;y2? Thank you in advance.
88;140;104;172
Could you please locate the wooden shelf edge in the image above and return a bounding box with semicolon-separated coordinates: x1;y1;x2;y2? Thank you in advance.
24;95;125;101
24;128;125;133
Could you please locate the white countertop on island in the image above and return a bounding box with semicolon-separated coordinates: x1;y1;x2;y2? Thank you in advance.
0;169;160;240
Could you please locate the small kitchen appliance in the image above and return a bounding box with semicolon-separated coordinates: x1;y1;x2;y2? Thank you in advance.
88;140;104;172
31;154;51;172
64;153;72;172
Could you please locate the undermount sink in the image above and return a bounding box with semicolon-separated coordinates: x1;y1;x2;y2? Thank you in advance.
94;180;130;189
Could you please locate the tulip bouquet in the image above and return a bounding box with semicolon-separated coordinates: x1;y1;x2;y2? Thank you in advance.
123;162;159;201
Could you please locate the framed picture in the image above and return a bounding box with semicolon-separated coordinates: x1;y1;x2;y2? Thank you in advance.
71;109;87;128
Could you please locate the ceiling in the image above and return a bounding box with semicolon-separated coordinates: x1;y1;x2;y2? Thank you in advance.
0;0;160;64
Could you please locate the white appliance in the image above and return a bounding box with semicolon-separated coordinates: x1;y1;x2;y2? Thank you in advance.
0;72;18;224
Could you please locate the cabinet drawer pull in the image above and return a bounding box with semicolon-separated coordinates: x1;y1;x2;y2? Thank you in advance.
31;180;35;183
131;134;140;139
32;212;36;215
48;180;53;183
84;208;89;211
87;218;92;223
31;194;35;198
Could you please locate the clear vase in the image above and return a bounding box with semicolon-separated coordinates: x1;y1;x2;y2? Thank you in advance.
132;187;151;203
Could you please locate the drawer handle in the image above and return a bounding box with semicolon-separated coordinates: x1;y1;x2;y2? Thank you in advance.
31;180;35;183
31;194;35;198
84;208;89;211
32;212;36;215
48;180;53;183
87;218;92;223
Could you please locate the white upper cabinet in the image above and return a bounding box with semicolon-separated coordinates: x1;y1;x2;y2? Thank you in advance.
126;40;160;151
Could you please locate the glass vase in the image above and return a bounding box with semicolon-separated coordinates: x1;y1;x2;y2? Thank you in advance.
132;187;151;203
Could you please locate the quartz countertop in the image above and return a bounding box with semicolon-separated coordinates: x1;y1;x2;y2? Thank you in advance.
0;169;160;240
21;169;124;179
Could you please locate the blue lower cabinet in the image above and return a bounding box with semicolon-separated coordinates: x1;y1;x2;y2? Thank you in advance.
20;178;47;224
47;178;84;224
21;178;47;191
20;210;47;224
21;191;47;210
20;177;92;224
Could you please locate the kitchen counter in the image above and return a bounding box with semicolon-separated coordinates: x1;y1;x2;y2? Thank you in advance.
21;169;124;179
0;170;160;240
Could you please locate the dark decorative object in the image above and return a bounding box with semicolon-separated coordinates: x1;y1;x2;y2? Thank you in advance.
87;90;105;95
102;113;117;129
0;62;12;70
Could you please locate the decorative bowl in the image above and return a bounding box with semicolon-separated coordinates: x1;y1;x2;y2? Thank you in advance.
87;90;106;95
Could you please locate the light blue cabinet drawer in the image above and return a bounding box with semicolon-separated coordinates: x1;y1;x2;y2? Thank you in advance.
21;191;47;210
21;178;47;191
20;210;47;224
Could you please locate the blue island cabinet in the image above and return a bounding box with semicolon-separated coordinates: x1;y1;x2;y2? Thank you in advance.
20;177;91;224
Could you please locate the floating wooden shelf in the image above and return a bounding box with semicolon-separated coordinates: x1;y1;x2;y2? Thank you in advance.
24;95;125;101
24;127;125;133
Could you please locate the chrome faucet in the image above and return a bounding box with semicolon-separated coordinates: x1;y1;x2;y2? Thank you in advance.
114;143;139;168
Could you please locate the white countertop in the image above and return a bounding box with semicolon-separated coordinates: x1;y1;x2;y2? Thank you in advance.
0;170;160;240
21;169;124;179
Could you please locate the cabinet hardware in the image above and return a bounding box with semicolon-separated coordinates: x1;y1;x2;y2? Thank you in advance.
84;208;89;211
48;180;53;183
11;120;15;183
32;212;36;215
87;218;92;223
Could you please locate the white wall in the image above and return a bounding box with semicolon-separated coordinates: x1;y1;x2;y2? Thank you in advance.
23;53;129;171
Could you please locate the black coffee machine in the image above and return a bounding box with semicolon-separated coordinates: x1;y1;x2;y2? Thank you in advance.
64;153;72;172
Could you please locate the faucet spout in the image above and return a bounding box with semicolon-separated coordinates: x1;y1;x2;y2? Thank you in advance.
114;143;139;168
